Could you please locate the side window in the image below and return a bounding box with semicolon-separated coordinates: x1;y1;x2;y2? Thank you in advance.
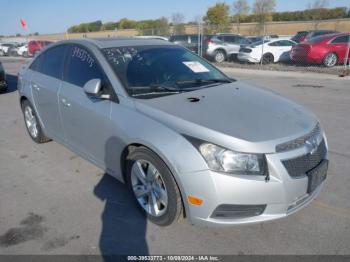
225;36;237;43
331;35;349;44
29;54;44;73
41;45;67;79
280;40;294;46
64;45;106;87
268;41;278;46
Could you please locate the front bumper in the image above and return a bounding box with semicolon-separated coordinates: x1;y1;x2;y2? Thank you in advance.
181;141;328;227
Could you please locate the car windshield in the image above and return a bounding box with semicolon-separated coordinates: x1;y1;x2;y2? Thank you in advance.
102;45;232;98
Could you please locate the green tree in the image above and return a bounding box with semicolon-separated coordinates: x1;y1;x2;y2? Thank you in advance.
118;18;138;29
253;0;276;34
172;12;186;35
101;22;119;31
204;3;231;33
232;0;250;33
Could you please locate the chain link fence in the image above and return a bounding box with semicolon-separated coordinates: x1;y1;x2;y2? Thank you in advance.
167;20;350;77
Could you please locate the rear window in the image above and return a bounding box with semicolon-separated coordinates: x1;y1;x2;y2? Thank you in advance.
306;35;331;44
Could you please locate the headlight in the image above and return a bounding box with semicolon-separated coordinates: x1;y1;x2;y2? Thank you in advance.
185;136;267;176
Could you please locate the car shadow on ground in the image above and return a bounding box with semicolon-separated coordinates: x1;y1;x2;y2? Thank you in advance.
0;74;18;94
94;137;149;259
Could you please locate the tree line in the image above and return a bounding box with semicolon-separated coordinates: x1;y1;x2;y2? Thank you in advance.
67;0;350;34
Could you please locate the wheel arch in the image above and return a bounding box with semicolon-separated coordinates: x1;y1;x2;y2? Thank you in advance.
120;142;189;218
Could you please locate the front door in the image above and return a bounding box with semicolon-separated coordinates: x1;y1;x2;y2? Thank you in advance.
58;45;119;168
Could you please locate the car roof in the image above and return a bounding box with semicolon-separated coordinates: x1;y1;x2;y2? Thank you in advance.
54;38;174;49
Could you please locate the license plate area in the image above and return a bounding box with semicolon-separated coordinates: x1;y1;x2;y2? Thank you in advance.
307;159;328;193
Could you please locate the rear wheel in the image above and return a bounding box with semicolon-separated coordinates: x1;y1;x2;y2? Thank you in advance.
323;53;338;67
261;53;274;64
126;147;183;226
213;50;226;63
21;100;50;143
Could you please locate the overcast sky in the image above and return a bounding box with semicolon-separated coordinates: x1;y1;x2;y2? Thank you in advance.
0;0;349;35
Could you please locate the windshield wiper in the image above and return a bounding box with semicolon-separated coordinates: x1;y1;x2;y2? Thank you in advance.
176;79;232;86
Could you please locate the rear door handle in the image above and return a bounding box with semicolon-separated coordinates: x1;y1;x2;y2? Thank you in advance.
32;83;40;91
61;98;71;107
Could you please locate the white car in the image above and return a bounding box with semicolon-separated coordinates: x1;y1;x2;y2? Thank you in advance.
238;38;297;64
17;44;29;57
0;43;15;56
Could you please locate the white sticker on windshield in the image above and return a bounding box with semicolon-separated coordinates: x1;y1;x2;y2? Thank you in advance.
183;61;210;73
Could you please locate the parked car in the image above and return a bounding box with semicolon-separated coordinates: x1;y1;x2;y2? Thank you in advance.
0;43;16;56
247;35;279;44
18;39;328;227
290;33;350;67
291;30;338;44
0;61;7;92
17;44;29;57
169;34;209;54
204;34;251;63
238;38;297;64
28;40;53;56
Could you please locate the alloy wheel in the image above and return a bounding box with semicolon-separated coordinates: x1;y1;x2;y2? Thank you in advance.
24;106;38;138
131;160;168;217
215;52;225;63
324;53;337;67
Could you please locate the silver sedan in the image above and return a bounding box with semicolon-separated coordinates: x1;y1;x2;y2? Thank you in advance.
18;38;328;226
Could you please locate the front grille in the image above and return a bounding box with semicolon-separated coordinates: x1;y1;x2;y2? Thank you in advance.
276;123;321;153
211;204;266;219
282;139;327;178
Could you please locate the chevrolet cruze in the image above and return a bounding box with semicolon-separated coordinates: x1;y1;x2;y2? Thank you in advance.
18;39;328;226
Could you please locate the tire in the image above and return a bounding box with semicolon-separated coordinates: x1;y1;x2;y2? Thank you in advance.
126;147;183;226
22;51;28;58
213;50;226;63
21;100;51;144
323;52;338;67
261;53;274;64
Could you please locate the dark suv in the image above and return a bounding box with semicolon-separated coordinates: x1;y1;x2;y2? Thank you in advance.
169;34;212;54
291;30;338;43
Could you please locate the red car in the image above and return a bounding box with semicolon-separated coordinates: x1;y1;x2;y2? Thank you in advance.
290;33;350;67
28;40;52;56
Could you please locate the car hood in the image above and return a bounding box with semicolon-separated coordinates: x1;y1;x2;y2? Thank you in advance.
134;82;318;153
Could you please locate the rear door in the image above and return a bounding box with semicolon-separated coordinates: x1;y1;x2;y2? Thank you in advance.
30;45;68;140
222;35;240;54
59;44;115;166
329;35;350;64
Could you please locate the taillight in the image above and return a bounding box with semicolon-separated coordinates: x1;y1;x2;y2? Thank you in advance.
206;39;213;45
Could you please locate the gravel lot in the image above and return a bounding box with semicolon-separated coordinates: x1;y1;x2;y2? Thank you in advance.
0;57;350;256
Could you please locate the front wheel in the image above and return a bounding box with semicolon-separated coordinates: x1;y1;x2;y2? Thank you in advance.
323;53;338;67
126;147;183;226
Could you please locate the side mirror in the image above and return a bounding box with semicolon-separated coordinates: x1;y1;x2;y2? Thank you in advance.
83;79;110;99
